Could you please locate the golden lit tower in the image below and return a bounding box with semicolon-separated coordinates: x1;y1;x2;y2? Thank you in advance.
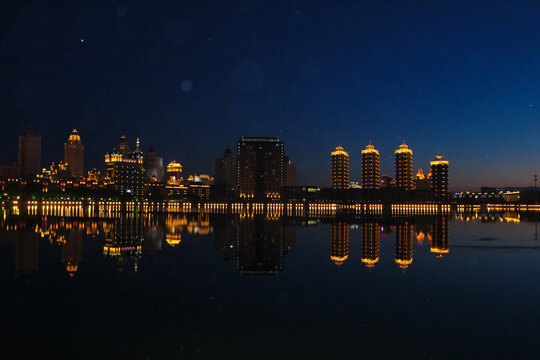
395;143;413;190
430;216;449;258
395;221;413;269
361;144;380;189
331;222;349;266
331;146;349;189
430;154;449;200
361;222;380;268
166;161;183;185
18;127;41;177
64;129;85;178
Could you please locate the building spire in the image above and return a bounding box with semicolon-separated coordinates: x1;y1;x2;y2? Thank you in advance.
136;137;140;152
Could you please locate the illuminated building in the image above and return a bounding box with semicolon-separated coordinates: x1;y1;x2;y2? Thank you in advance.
331;222;349;265
430;154;449;200
105;151;144;196
395;143;413;190
236;215;283;275
414;168;431;191
62;230;82;277
166;161;183;185
431;216;449;258
87;168;102;184
331;146;349;189
361;222;380;268
187;174;214;185
18;126;42;177
215;148;237;186
64;129;84;178
144;146;164;182
237;136;284;199
395;221;413;269
284;156;297;186
361;144;380;189
48;161;72;182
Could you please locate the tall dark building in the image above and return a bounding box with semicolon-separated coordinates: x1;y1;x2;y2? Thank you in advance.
361;222;380;268
64;129;85;178
395;222;413;269
144;146;164;182
215;148;237;186
237;136;284;199
331;222;349;266
331;146;349;189
18;127;41;177
283;156;297;186
361;144;380;189
395;143;413;190
430;154;449;200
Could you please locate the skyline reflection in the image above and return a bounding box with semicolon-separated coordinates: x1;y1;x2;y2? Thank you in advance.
1;210;538;277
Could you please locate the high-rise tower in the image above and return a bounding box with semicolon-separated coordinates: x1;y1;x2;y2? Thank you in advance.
237;137;284;199
361;144;380;189
395;143;413;190
331;146;349;189
144;146;164;182
64;129;85;178
18;127;41;177
430;154;449;200
215;148;237;186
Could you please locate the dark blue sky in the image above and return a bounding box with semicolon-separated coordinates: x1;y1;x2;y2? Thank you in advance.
1;0;539;191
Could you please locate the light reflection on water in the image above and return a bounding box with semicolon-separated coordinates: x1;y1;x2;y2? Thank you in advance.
0;211;539;358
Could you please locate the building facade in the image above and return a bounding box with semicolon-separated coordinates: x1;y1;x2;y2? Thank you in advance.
237;136;284;199
144;147;164;182
361;144;380;189
64;129;85;178
430;154;449;200
215;148;237;186
331;146;349;189
18;127;42;177
283;156;297;187
395;143;413;190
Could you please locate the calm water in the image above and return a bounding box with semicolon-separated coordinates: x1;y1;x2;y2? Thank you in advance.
1;212;540;359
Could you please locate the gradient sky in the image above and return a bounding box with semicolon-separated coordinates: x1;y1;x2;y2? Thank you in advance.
1;0;539;191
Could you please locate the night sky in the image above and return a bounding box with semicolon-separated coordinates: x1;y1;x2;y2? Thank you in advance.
1;0;539;191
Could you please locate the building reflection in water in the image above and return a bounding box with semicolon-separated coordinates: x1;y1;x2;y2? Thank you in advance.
236;215;283;275
395;221;413;269
165;214;185;247
1;209;456;275
103;216;143;272
16;230;39;275
213;216;237;261
431;216;449;258
331;222;349;266
361;222;380;268
62;229;82;277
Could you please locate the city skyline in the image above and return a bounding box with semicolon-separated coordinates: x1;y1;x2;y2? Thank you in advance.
1;2;539;191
